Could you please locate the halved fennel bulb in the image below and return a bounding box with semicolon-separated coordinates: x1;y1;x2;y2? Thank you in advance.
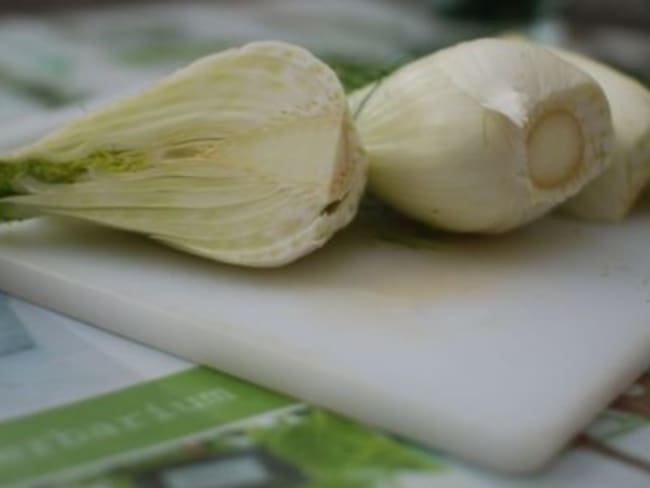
552;48;650;220
348;38;614;233
0;41;367;267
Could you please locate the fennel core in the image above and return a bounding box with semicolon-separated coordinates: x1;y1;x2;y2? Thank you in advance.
0;151;148;221
0;151;147;197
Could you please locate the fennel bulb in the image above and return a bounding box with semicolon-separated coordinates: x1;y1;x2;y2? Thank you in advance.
0;41;367;267
349;38;614;233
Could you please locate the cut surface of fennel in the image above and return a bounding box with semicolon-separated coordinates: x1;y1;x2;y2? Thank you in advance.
349;38;614;233
0;41;367;267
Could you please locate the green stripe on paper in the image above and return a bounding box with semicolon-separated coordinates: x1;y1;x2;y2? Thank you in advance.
0;366;294;485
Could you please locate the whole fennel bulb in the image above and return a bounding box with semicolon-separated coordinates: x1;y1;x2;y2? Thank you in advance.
349;38;614;233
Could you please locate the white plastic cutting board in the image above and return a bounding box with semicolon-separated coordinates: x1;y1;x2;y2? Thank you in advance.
0;207;649;473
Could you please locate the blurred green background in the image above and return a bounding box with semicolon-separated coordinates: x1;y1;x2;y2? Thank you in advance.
0;0;647;124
